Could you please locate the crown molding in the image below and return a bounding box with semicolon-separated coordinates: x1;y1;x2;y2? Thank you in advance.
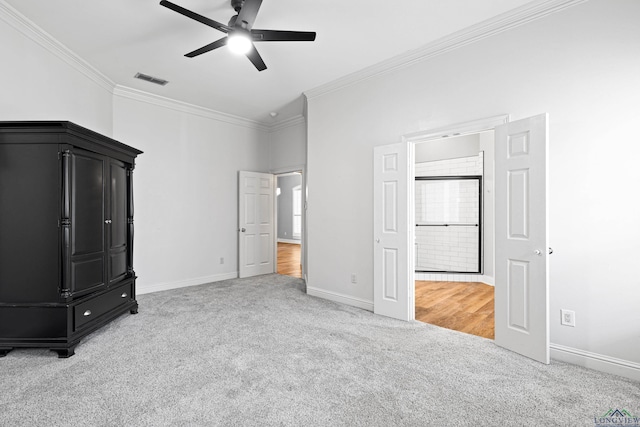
304;0;588;100
0;0;115;93
268;115;305;133
0;0;291;131
113;85;270;132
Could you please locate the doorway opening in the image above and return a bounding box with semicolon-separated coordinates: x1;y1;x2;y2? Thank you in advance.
413;131;495;339
374;113;549;362
275;172;303;278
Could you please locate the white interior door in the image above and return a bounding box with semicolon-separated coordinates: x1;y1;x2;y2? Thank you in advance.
239;171;275;278
373;143;414;321
494;114;549;364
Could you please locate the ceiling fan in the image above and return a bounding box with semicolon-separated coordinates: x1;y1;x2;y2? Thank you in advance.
160;0;316;71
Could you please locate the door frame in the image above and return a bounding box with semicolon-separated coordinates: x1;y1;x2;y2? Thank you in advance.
402;115;513;317
272;166;306;280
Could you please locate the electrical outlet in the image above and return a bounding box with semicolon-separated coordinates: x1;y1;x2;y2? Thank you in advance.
220;257;224;265
561;309;575;327
350;274;357;284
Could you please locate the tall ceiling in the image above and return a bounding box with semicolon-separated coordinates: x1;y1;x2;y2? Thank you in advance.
5;0;534;124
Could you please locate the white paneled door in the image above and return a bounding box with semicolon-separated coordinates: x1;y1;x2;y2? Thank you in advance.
494;114;549;364
239;171;275;278
373;143;414;321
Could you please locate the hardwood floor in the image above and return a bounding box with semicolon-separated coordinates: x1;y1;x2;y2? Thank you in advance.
276;245;493;338
415;280;495;339
277;242;302;278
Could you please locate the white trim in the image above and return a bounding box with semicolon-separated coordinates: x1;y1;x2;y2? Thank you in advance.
0;0;115;93
113;85;269;132
305;0;586;100
277;238;301;244
480;275;495;286
550;344;640;382
271;166;305;175
403;115;509;143
276;171;302;178
269;115;305;133
307;286;374;312
414;273;495;286
137;272;238;295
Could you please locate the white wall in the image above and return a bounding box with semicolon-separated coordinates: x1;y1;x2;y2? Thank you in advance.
0;3;113;136
1;2;274;295
113;95;270;293
269;118;306;172
269;117;308;277
306;0;640;371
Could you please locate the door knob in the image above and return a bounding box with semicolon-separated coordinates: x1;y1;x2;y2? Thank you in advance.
534;249;542;256
548;247;554;255
105;219;112;224
240;228;246;232
376;238;380;243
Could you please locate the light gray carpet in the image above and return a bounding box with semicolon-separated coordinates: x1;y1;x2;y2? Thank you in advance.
0;274;638;426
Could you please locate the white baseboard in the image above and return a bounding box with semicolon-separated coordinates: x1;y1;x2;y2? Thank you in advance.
137;272;238;295
550;343;640;382
414;272;494;286
277;238;301;244
307;286;374;312
480;275;495;286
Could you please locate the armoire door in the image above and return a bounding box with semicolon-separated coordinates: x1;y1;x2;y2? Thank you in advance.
107;159;129;285
68;148;107;296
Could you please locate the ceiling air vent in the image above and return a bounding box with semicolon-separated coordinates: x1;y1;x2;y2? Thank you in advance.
134;72;169;86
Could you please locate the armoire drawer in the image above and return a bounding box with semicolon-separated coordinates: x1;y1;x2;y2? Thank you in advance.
74;282;133;330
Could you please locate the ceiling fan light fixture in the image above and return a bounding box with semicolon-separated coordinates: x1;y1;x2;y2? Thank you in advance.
160;0;316;71
227;32;252;55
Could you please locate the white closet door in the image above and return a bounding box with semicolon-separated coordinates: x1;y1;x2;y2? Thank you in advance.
239;171;274;278
494;114;549;364
373;142;414;321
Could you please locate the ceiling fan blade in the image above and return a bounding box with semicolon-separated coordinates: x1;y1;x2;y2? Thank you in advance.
236;0;263;30
160;0;230;33
246;44;267;71
185;38;228;58
251;29;316;42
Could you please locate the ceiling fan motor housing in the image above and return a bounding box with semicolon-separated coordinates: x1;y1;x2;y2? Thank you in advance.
231;0;244;12
160;0;316;71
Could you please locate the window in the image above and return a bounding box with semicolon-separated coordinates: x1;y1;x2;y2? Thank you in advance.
292;185;301;238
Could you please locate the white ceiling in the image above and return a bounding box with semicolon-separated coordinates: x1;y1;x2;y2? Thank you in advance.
5;0;534;124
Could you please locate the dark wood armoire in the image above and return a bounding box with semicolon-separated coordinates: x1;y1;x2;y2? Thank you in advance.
0;121;142;357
